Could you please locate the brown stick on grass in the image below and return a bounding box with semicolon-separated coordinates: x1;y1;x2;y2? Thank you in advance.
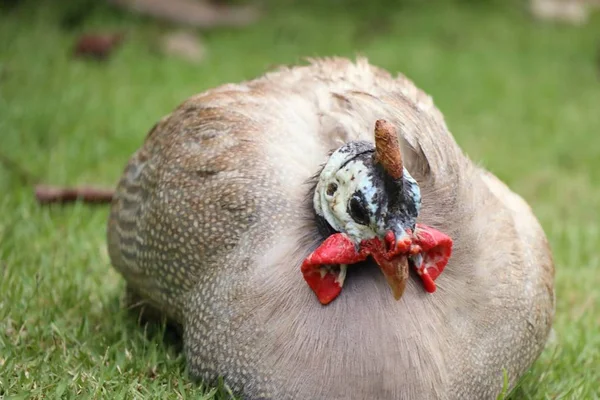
35;185;115;205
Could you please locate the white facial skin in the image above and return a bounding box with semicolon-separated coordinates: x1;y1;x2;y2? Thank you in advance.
314;143;421;245
314;158;382;243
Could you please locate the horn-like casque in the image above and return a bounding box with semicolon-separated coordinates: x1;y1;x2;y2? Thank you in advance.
374;119;403;179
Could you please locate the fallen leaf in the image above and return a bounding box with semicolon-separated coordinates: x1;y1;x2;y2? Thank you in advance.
73;33;125;60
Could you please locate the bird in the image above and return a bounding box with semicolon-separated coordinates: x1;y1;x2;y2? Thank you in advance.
107;57;555;400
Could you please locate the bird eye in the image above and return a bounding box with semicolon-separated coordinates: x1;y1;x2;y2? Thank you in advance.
326;182;338;196
349;196;370;226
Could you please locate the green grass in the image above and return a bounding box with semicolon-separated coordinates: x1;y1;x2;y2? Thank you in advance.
1;0;599;398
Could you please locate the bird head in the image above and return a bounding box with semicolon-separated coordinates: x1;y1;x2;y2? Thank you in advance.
313;120;420;246
307;120;451;305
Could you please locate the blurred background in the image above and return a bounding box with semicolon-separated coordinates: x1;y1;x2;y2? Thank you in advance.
1;0;599;398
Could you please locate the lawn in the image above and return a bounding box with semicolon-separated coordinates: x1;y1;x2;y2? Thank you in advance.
1;0;599;398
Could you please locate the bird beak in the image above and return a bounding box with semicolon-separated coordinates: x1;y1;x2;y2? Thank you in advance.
375;252;410;300
361;224;452;301
359;229;412;300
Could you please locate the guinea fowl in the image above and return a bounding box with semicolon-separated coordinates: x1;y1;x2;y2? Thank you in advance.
107;57;555;400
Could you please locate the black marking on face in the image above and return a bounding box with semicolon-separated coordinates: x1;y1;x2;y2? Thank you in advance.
348;191;371;226
371;192;379;206
381;166;420;232
336;141;374;155
399;178;420;229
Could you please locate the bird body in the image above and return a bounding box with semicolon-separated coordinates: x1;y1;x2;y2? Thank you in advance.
107;57;554;400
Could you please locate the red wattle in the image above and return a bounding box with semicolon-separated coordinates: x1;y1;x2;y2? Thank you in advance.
301;233;367;305
302;269;342;305
301;224;453;305
420;273;437;293
413;224;453;281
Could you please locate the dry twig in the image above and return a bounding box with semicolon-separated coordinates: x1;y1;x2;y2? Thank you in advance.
34;185;115;205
